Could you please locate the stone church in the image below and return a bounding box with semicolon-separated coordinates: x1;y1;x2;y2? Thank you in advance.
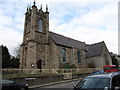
20;2;112;71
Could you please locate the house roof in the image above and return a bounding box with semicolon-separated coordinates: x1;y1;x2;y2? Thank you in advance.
86;41;104;58
49;31;86;50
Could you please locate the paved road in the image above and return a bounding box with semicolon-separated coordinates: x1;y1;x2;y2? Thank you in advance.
29;80;80;90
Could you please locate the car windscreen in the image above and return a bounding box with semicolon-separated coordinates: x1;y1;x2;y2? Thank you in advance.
76;77;110;89
0;79;14;84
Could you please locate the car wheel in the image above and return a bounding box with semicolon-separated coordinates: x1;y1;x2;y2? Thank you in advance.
20;87;25;90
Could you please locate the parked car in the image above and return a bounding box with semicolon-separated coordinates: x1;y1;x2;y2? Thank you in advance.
92;70;105;74
73;72;120;90
1;79;28;90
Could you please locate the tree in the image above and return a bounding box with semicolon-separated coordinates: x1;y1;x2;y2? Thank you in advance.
12;44;21;68
111;56;119;67
10;56;20;68
14;44;21;59
1;45;11;68
1;45;20;68
71;64;77;69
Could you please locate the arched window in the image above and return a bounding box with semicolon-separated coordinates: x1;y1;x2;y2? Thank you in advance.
61;48;66;63
38;19;43;32
77;51;81;63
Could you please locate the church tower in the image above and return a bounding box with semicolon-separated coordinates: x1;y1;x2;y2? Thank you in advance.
20;1;49;70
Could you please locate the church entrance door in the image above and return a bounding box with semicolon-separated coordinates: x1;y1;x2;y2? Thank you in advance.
37;60;42;72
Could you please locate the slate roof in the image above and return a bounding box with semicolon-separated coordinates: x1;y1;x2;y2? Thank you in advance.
86;41;104;58
49;31;86;50
49;31;107;58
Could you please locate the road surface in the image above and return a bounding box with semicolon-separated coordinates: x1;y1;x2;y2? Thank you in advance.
29;80;80;90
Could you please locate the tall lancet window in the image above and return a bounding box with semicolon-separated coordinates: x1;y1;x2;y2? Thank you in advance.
61;48;66;63
38;19;43;32
77;51;81;64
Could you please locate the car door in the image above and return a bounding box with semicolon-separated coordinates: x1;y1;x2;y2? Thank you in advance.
111;74;120;90
2;83;19;90
2;84;16;90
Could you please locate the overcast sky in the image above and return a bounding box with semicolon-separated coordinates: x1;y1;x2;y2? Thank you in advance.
0;0;118;56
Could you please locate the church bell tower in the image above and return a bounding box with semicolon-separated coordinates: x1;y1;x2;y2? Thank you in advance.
20;1;49;70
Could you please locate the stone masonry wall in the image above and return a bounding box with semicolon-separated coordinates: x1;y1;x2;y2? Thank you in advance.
48;39;86;69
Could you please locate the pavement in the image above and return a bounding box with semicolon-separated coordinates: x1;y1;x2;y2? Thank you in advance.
29;78;82;89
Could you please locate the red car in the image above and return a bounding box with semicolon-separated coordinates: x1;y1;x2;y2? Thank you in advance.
103;65;119;73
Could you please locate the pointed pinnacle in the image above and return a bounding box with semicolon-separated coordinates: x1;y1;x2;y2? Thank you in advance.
27;6;29;12
40;4;42;10
46;4;48;12
34;0;36;6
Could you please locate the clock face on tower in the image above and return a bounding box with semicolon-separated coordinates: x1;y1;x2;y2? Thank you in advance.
38;19;43;32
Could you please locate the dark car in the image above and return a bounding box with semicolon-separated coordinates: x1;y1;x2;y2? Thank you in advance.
1;79;28;90
73;72;120;90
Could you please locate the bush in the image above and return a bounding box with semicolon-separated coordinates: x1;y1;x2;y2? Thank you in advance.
71;64;77;69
